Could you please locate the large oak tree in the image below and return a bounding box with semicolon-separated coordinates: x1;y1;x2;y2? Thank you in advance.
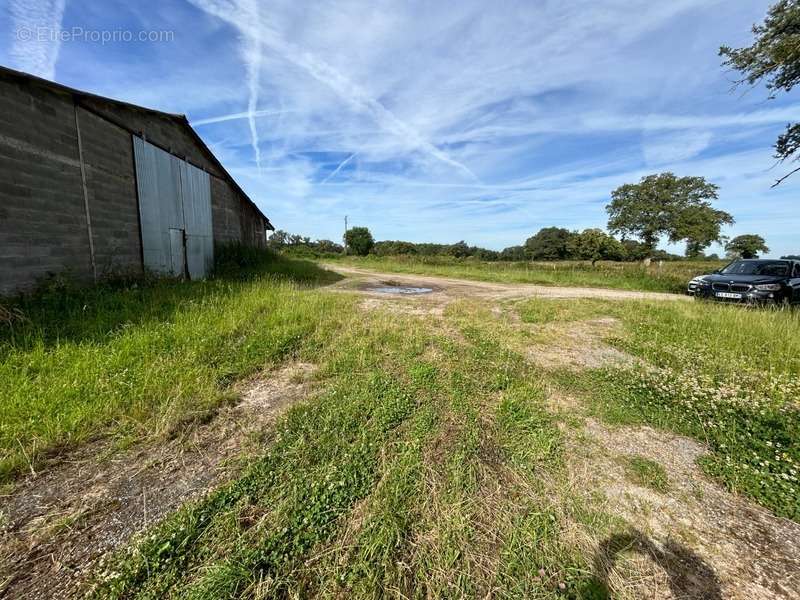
725;235;770;259
607;173;733;257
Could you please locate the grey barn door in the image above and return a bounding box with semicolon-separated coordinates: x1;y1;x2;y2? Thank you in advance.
133;137;213;279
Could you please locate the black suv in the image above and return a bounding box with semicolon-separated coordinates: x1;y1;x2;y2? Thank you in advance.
687;259;800;305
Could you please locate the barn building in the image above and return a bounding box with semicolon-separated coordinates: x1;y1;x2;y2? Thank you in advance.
0;66;273;296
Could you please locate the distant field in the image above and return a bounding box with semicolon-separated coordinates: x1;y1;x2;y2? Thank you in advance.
324;255;725;294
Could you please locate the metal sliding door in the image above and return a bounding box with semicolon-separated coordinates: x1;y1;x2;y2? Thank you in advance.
133;137;213;279
179;161;213;279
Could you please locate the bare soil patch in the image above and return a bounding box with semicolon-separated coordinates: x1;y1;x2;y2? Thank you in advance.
359;296;446;317
0;363;316;599
526;317;637;371
562;413;800;599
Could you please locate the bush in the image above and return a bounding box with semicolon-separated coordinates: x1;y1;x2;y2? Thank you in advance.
374;241;419;256
344;227;375;256
213;243;277;278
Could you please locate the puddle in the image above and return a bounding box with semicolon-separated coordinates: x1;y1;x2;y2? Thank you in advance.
369;286;434;295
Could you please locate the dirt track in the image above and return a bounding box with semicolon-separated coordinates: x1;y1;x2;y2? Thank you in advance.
0;364;317;599
324;264;690;302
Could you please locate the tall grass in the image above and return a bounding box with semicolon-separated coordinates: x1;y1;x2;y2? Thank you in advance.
327;255;724;293
0;251;344;482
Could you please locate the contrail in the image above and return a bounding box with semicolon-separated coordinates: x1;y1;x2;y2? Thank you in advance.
258;32;480;181
187;0;263;169
243;10;262;171
321;152;358;184
187;1;478;181
9;0;67;79
192;109;288;126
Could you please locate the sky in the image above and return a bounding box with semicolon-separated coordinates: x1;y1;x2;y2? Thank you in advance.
1;0;798;257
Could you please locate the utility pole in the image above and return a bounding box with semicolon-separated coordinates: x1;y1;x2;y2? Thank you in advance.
344;215;348;255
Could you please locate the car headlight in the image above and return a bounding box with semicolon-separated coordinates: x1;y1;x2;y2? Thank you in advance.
754;283;781;291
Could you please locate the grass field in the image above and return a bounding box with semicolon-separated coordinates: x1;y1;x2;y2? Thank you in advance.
0;252;343;482
2;253;798;598
324;255;725;294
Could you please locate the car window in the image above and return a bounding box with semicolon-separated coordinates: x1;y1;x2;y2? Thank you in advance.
794;263;800;278
720;261;789;276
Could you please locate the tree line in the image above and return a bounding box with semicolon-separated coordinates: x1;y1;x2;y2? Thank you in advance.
270;226;776;263
270;171;780;262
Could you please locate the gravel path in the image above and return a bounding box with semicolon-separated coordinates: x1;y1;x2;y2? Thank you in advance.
324;264;690;302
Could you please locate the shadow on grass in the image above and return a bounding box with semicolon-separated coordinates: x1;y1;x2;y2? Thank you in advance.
0;247;342;353
594;530;722;600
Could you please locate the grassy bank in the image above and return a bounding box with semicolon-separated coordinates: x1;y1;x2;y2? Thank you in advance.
323;255;724;294
0;252;344;482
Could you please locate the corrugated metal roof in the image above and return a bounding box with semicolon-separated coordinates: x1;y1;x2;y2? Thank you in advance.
0;65;273;230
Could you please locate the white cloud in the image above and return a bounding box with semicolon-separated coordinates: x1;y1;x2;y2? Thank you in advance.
9;0;67;79
642;130;713;165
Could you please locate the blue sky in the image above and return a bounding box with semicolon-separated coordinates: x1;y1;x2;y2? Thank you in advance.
2;0;798;257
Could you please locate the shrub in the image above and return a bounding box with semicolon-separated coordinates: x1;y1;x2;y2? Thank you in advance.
345;227;375;256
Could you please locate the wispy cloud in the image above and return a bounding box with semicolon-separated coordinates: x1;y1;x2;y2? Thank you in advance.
187;0;264;169
265;42;479;180
191;109;290;127
8;0;67;79
643;130;714;165
442;106;800;145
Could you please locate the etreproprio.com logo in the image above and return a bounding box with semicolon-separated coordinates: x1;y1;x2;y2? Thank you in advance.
15;27;175;45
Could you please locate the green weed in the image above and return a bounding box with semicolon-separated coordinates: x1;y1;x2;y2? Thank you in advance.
549;299;800;521
621;456;669;493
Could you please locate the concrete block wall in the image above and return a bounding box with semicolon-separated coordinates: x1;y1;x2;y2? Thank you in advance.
210;176;243;244
241;201;267;248
76;106;143;277
0;78;93;295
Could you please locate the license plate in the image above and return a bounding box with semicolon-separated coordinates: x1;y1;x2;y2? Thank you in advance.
715;292;742;299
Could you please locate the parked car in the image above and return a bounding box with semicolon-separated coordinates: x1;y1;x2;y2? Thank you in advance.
687;259;800;305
